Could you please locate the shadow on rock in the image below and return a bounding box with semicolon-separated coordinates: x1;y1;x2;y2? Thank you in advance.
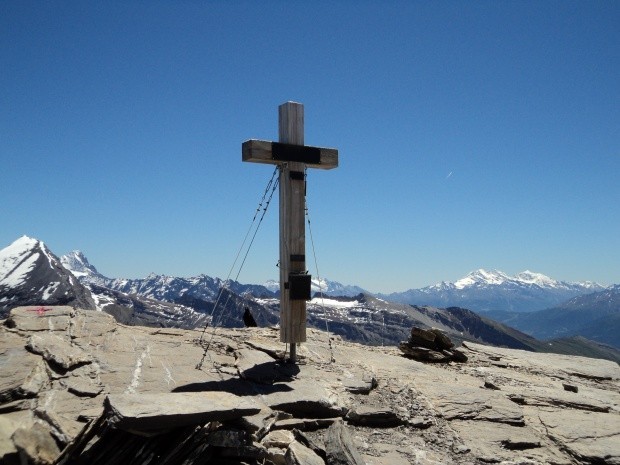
239;360;301;384
172;373;296;396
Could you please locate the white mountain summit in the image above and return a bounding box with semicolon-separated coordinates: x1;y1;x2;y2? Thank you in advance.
453;269;512;289
435;268;601;291
381;268;605;312
0;236;96;316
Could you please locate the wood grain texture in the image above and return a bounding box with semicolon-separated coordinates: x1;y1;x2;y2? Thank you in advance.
279;102;307;344
241;101;339;346
242;140;337;169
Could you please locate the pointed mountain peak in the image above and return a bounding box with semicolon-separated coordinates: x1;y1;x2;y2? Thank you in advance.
1;236;49;287
60;250;102;279
454;269;509;289
3;235;41;254
1;236;96;315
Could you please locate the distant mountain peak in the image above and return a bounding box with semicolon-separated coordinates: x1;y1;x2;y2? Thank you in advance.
61;250;101;278
1;236;96;315
1;236;51;289
264;277;367;297
514;270;557;286
381;268;607;313
454;269;511;289
451;269;590;290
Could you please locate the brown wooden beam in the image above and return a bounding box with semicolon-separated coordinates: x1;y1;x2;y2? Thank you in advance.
242;139;338;169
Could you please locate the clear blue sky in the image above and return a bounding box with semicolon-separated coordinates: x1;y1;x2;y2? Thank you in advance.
1;1;618;292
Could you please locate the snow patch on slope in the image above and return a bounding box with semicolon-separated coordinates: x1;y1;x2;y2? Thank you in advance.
0;236;41;288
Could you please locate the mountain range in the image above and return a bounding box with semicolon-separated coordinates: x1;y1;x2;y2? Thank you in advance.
0;236;96;314
379;268;604;312
485;284;620;348
2;236;619;362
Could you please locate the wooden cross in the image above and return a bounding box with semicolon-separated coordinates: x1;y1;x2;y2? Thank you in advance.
242;102;338;361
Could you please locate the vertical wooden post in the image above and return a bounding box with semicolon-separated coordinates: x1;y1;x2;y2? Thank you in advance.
278;102;306;361
243;102;338;363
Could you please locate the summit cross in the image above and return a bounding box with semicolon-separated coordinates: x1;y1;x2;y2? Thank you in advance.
242;101;338;361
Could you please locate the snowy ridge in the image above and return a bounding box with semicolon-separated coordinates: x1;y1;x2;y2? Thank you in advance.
4;237;618;353
0;236;96;315
439;268;601;291
61;250;101;279
59;246;614;316
0;236;43;288
264;277;367;297
380;268;606;313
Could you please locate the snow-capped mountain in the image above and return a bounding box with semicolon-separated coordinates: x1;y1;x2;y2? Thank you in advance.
62;251;361;303
264;277;367;297
97;272;275;302
486;284;620;349
4;237;618;361
0;236;96;316
379;268;605;312
0;239;212;328
60;250;107;284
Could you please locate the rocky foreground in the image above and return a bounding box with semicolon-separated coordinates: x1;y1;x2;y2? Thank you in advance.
1;306;619;465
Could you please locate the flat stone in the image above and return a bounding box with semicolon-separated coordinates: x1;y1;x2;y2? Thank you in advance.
70;310;117;338
407;416;433;429
263;383;346;418
345;406;404;427
399;344;451;363
105;392;261;432
285;441;324;465
451;420;570;465
262;429;295;448
35;389;94;444
430;328;454;350
12;422;60;465
0;331;42;401
20;359;50;397
27;333;92;370
229;408;281;440
507;388;610;413
464;342;620;381
292;429;327;461
267;446;287;465
5;306;74;332
274;417;339;431
0;411;34;459
343;373;377;394
410;327;437;347
450;348;468;363
62;377;103;397
324;419;365;465
537;409;620;464
417;382;524;425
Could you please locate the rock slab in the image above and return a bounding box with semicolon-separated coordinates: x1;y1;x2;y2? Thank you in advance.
105;392;261;432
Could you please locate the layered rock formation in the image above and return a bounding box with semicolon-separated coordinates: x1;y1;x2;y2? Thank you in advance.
399;326;468;363
1;306;619;464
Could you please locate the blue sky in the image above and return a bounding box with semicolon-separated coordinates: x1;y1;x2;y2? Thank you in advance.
1;1;618;292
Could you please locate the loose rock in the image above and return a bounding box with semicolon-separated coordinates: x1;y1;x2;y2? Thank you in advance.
399;327;467;363
324;419;365;465
105;392;261;432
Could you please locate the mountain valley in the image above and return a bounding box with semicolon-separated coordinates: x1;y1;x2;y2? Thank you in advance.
1;236;619;362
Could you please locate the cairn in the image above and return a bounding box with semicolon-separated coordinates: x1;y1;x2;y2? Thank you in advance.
399;327;468;363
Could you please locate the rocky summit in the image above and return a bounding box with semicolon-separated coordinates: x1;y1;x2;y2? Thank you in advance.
1;306;619;465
